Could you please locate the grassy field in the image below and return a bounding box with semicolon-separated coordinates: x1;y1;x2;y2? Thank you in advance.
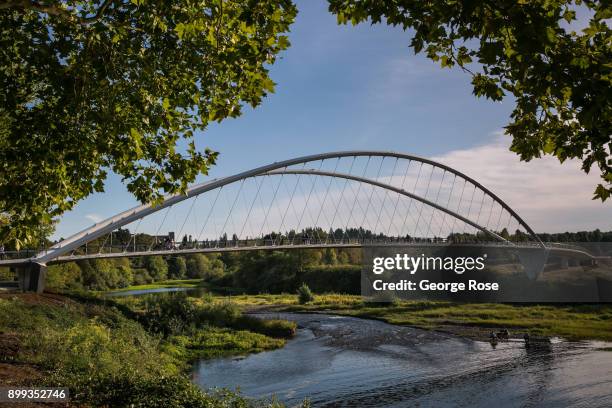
232;293;612;341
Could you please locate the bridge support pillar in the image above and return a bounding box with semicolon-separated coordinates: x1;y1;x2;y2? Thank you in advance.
17;263;47;293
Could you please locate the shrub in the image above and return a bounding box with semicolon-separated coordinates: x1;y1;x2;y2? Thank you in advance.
0;296;178;379
297;283;314;304
141;294;244;335
46;370;253;408
137;293;297;344
0;295;303;407
141;293;197;336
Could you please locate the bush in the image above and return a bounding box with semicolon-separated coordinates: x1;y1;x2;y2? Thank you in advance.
46;370;254;408
300;265;361;294
297;283;314;304
0;295;302;407
141;293;197;336
141;294;245;335
0;296;178;379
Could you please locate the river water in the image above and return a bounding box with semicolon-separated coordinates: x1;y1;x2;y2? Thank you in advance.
193;312;612;407
105;287;207;297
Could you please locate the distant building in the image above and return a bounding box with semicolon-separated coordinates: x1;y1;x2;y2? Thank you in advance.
151;231;176;249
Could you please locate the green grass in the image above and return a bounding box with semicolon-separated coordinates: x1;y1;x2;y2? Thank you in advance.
231;293;612;341
164;328;286;360
103;278;206;292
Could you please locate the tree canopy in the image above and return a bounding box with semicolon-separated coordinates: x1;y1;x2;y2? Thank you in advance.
2;0;610;249
0;0;296;248
328;0;611;201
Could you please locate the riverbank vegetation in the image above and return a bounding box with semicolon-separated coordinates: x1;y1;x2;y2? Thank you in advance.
0;292;299;407
232;293;612;341
40;239;610;342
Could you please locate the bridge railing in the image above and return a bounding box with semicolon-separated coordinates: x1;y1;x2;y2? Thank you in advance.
32;236;526;260
4;236;536;264
56;237;424;256
0;249;39;261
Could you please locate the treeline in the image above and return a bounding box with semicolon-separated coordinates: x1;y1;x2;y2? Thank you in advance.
228;249;361;294
51;226;412;255
47;253;224;291
46;247;361;294
537;229;612;243
449;229;612;243
36;228;612;293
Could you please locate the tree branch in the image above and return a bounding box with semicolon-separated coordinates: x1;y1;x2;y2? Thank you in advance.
0;0;116;25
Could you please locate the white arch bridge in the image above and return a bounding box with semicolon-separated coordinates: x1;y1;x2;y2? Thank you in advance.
1;151;604;292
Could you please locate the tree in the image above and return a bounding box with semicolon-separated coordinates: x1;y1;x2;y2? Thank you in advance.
297;283;314;304
76;258;126;290
143;255;168;281
322;248;337;265
113;257;133;287
186;254;205;278
168;256;187;279
46;262;83;290
0;0;297;248
300;249;323;266
328;0;611;200
186;253;224;279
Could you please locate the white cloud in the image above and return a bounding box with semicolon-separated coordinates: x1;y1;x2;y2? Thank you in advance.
85;213;103;224
431;132;612;233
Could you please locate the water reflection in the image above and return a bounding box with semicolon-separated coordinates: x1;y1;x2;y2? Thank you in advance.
105;286;208;297
194;313;612;407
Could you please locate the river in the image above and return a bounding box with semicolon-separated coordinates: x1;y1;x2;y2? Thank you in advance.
193;312;612;407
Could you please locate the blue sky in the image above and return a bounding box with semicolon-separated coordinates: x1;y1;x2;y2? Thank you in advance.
54;0;611;239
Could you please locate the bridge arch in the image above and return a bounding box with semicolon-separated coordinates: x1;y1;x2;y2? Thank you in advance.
27;150;542;265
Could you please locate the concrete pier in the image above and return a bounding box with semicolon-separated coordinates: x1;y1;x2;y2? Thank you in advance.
17;262;47;293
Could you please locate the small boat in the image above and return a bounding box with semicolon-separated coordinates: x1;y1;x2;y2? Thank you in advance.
523;333;551;347
497;329;510;340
